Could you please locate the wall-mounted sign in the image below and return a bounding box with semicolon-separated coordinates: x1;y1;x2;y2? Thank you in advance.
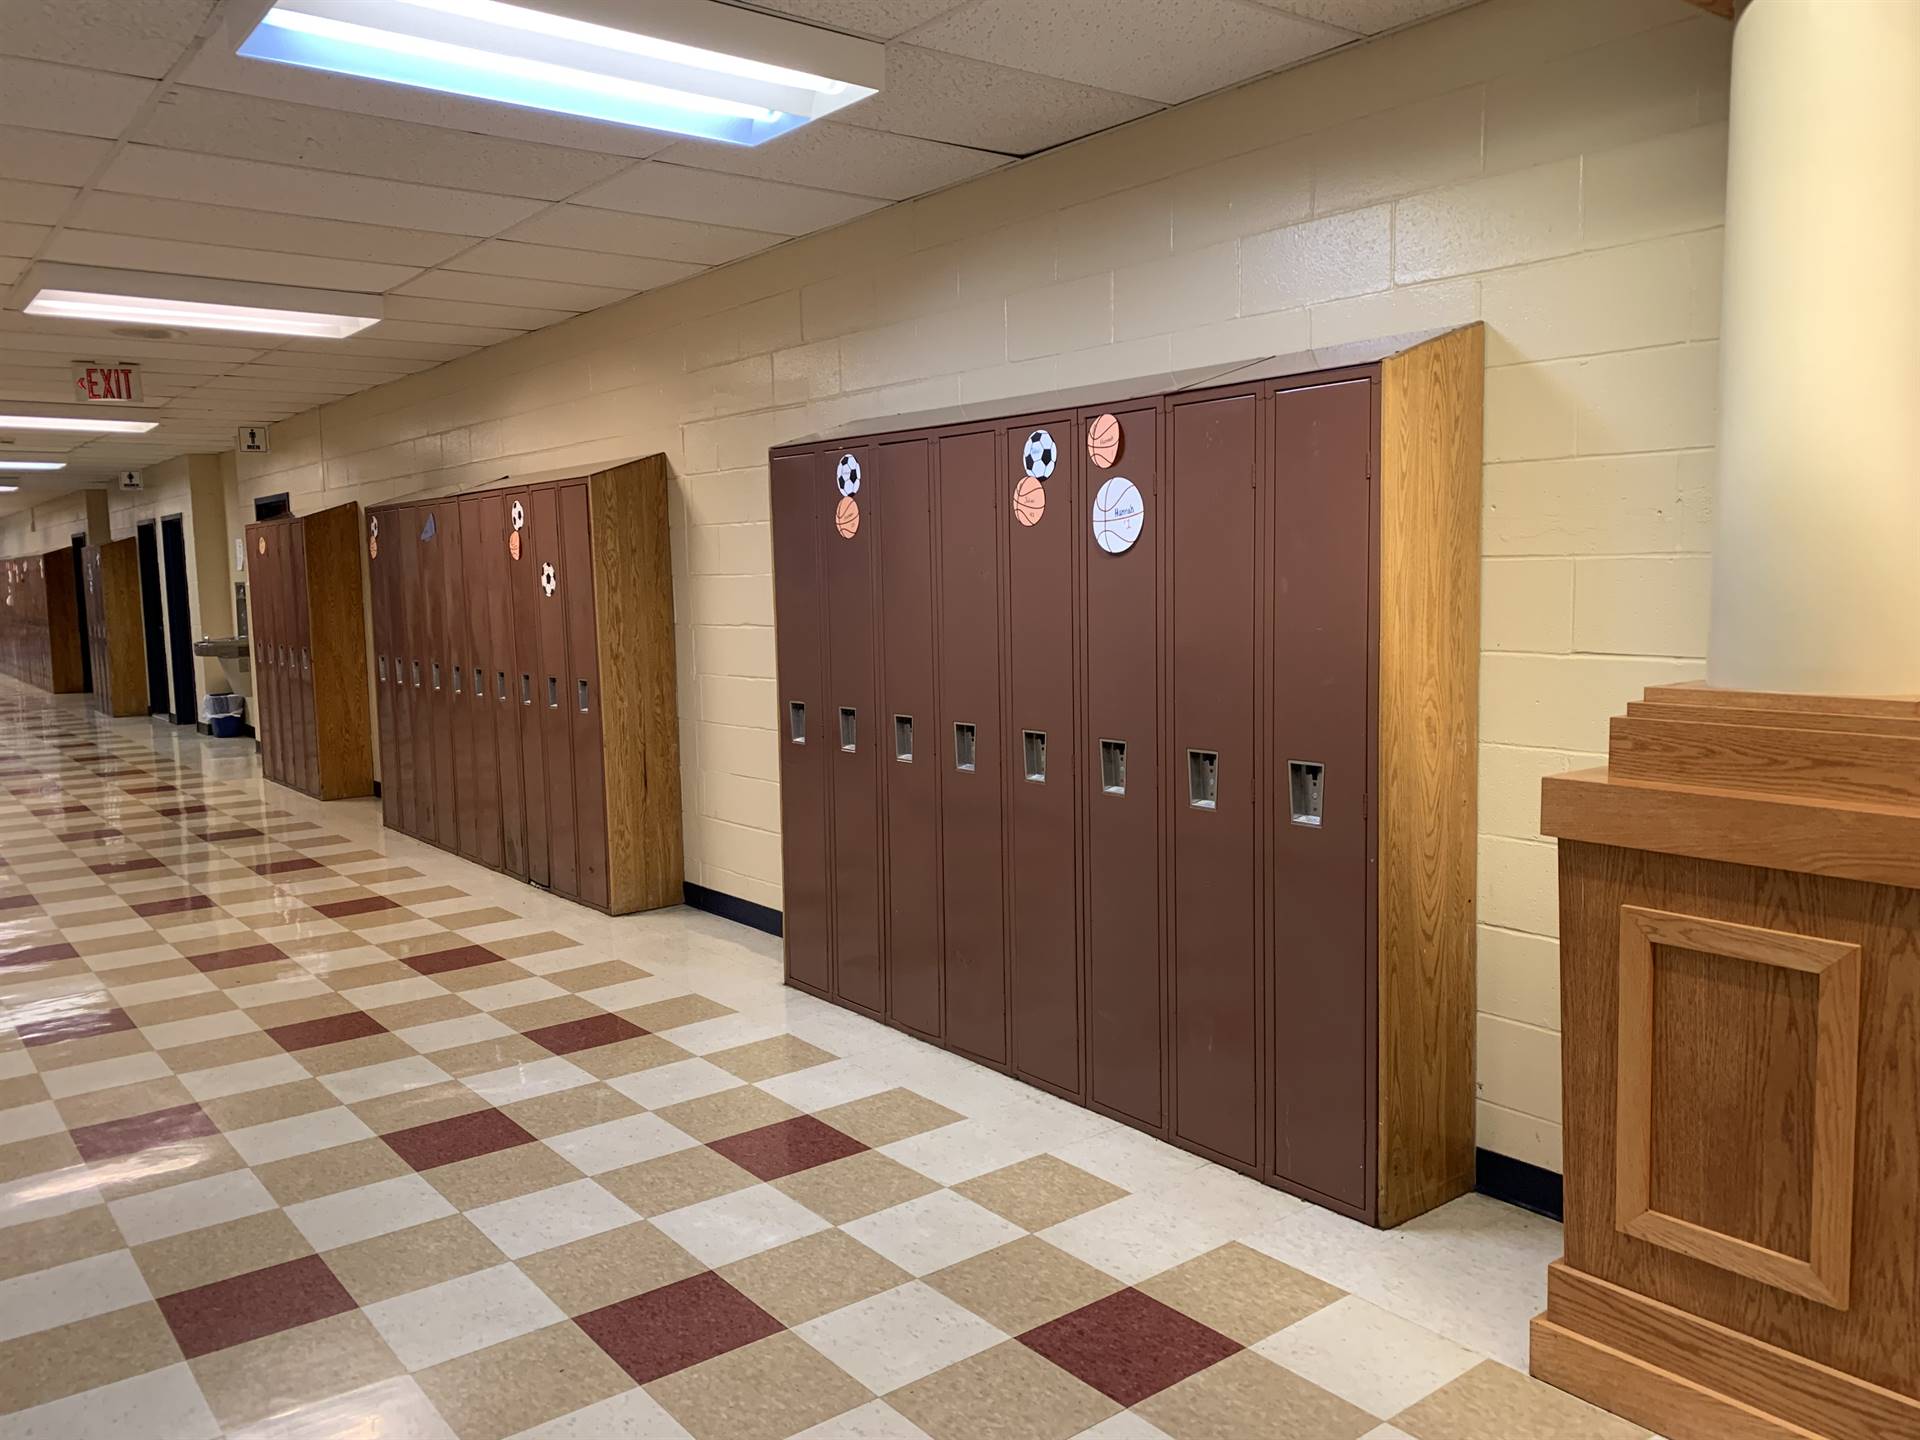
238;425;271;454
118;470;142;491
71;362;142;404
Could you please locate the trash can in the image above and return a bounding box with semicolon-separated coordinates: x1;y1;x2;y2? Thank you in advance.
201;692;246;739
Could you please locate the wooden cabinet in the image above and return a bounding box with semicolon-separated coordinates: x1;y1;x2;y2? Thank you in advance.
0;548;84;694
770;326;1483;1227
81;538;146;718
245;503;374;800
368;456;682;915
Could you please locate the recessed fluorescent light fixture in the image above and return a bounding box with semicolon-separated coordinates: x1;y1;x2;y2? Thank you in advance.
16;264;381;340
0;415;158;435
0;485;17;494
231;0;882;145
0;461;66;471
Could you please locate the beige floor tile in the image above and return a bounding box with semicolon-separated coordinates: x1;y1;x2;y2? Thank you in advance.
297;1033;418;1076
418;1034;550;1080
428;906;523;931
438;961;531;994
242;995;355;1030
720;1228;912;1327
772;1150;941;1224
196;1078;337;1132
191;1310;404;1430
486;931;581;961
424;1141;583;1211
598;1146;758;1217
361;994;479;1031
132;1208;314;1296
0;1131;80;1182
325;1214;508;1305
255;1137;411;1205
571;1033;692;1079
28;1029;153;1071
121;991;235;1028
1137;1242;1343;1344
657;1085;800;1142
416;1321;636;1440
324;959;422;991
0;1301;183;1411
925;1236;1122;1334
0;1203;125;1282
1135;1351;1375;1440
519;1220;706;1314
90;1135;246;1200
544;959;648;993
624;994;735;1033
159;1030;284;1076
501;1080;643;1139
708;1035;838;1083
646;1331;872;1440
818;1089;965;1148
956;1156;1129;1233
349;1080;489;1134
54;1077;194;1129
0;1073;50;1110
1391;1361;1651;1440
888;1340;1119;1440
490;995;601;1032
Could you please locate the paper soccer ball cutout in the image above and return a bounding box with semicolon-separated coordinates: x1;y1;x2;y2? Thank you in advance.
510;499;526;531
540;562;557;597
1022;429;1058;480
369;515;379;538
836;452;861;497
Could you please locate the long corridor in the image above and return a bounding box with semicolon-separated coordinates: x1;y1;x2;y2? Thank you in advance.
0;679;1640;1440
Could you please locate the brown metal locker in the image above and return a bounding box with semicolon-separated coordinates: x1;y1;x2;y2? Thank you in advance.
1168;389;1261;1169
492;489;530;879
249;533;276;784
266;529;292;788
371;513;400;831
824;446;883;1014
393;506;423;839
529;484;578;898
1082;402;1164;1130
458;495;505;872
1006;414;1081;1098
510;492;551;888
936;428;1008;1065
772;453;831;993
1269;378;1374;1210
444;502;482;864
424;506;461;852
559;482;609;910
876;437;941;1039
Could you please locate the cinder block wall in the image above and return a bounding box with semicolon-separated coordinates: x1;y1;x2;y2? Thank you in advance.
0;0;1732;1172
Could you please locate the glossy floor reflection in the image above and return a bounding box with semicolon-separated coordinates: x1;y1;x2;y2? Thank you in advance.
0;678;1648;1439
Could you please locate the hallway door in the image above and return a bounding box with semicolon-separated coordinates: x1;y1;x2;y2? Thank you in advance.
161;516;196;726
70;535;92;693
135;522;168;717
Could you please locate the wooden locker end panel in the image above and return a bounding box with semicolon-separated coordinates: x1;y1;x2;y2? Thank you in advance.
559;481;610;910
1375;323;1482;1227
301;502;375;800
95;539;148;718
587;458;683;914
772;450;832;993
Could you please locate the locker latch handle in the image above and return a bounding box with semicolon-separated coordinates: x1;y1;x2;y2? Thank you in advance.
788;701;806;743
497;670;507;700
377;656;387;682
432;662;441;691
1022;730;1047;782
1188;749;1219;810
1289;760;1326;827
547;676;559;708
838;707;857;751
1100;739;1127;795
475;664;486;702
893;715;913;762
452;665;462;695
577;679;589;714
412;660;422;688
954;722;977;772
521;673;532;705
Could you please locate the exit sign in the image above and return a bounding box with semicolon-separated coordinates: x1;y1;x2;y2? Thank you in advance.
71;362;143;403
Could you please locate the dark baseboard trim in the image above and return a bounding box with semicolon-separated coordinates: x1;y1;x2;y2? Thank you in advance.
684;882;782;938
1475;1147;1563;1221
371;779;380;798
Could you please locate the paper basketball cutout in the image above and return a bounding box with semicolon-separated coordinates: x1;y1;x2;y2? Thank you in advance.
835;452;861;497
1092;477;1145;554
1013;474;1046;527
368;535;378;560
835;495;860;539
1087;413;1121;468
1022;429;1057;480
257;535;267;555
540;561;557;597
508;530;521;561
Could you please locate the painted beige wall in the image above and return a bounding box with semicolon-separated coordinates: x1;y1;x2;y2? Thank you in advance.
0;0;1730;1169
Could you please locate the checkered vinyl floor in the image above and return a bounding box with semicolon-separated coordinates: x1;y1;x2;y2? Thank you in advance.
0;679;1650;1440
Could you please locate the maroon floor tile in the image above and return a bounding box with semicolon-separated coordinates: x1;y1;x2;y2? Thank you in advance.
57;827;122;843
266;1011;387;1052
254;857;324;875
72;1101;219;1162
315;895;399;919
381;1108;537;1170
1019;1289;1240;1405
708;1115;868;1182
184;942;287;975
156;804;210;817
402;944;503;977
576;1272;783;1384
158;1254;356;1359
0;893;39;911
200;827;265;843
524;1013;648;1056
90;856;166;876
18;1004;137;1047
0;941;76;968
134;893;215;917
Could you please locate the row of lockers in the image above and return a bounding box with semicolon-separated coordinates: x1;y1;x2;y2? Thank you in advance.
367;459;682;915
772;327;1483;1226
0;548;84;694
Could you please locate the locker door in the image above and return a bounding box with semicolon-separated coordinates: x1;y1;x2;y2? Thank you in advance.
246;532;274;782
290;524;317;795
371;511;400;831
510;490;551;887
266;531;291;787
490;490;529;879
1168;389;1261;1169
825;447;882;1013
936;429;1008;1065
772;453;830;992
459;496;504;871
1006;414;1080;1097
444;502;482;863
1083;402;1164;1129
394;506;422;839
424;505;460;853
875;437;940;1039
1270;379;1373;1209
559;483;608;909
529;485;577;897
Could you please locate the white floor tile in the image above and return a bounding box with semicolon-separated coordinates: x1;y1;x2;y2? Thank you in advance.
0;1099;66;1144
177;1053;311;1101
542;1113;697;1175
142;1011;260;1051
792;1401;932;1439
467;1178;639;1259
462;1056;594;1105
364;1263;566;1370
288;1173;457;1251
794;1281;1004;1395
463;978;567;1012
319;1056;451;1103
224;1376;458;1440
40;1050;171;1099
653;1182;829;1267
606;1057;740;1109
842;1189;1024;1276
108;1168;275;1245
1255;1294;1481;1418
392;1014;513;1054
509;1385;692;1439
0;1361;221;1440
0;1249;151;1342
226;1106;376;1165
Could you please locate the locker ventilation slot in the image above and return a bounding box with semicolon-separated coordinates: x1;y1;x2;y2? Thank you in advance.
577;680;590;713
954;723;977;772
497;671;507;700
377;656;388;682
547;677;559;708
1100;739;1127;795
411;660;421;688
893;715;913;762
1188;750;1219;810
520;673;532;705
838;707;857;752
1023;730;1047;782
788;701;806;744
1288;760;1326;827
431;662;441;691
451;666;462;695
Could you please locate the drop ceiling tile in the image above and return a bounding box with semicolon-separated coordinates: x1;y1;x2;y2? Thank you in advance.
255;347;448;373
0;60;154;139
0;0;219;79
45;231;423;293
745;0;978;41
576;164;886;236
0;128;113;186
658;122;1009;200
98;146;547;236
0;321;265;366
380;296;574;331
67;193;471;269
0;179;76;226
837;46;1159;155
0;223;50;258
502;207;781;267
329;320;528;349
445;241;704;292
1254;0;1468;36
137;88;637;201
391;271;633;313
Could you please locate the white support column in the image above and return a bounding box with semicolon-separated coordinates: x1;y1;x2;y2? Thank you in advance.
1706;0;1920;695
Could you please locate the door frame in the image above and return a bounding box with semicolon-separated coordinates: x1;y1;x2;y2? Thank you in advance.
133;520;169;717
159;513;197;726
